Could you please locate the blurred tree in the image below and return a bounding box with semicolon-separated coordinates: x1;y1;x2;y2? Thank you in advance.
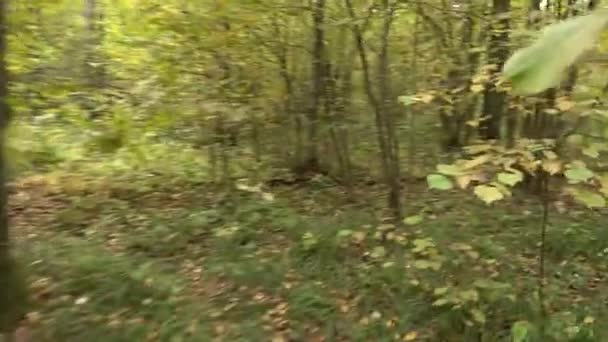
1;0;26;336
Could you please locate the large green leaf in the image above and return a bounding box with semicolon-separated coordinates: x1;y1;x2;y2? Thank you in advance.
569;188;606;208
564;165;594;183
504;10;608;95
427;174;454;190
497;171;523;187
511;321;531;342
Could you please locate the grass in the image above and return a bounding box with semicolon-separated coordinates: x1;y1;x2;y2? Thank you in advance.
7;125;608;341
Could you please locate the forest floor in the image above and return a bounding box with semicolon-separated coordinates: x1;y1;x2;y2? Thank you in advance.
9;164;608;341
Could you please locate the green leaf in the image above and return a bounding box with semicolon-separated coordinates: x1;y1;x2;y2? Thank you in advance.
427;174;454;190
412;238;434;253
470;308;486;325
564;165;594;183
569;188;606;208
433;287;449;296
413;260;442;270
511;321;531;342
398;95;418;106
497;171;524;187
504;10;608;95
432;298;449;306
370;246;387;259
473;279;511;290
474;185;504;204
337;229;353;238
582;146;600;158
404;215;423;225
458;289;479;302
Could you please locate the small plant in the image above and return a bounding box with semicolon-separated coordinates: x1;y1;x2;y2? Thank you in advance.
423;9;608;337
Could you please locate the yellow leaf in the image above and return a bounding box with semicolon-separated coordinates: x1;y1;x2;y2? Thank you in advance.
466;119;480;127
556;97;575;111
542;159;562;175
464;144;494;154
474;185;504;204
450;243;473;251
472;74;489;84
467;250;480;259
456;175;473;189
403;331;419;341
482;63;498;71
599;174;608;195
471;84;485;93
352;232;366;243
75;297;89;305
462;155;491;169
542;150;558;160
584;316;595;324
419;93;435;104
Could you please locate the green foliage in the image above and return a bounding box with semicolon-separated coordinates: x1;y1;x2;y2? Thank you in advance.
504;10;608;95
511;321;533;342
568;188;606;208
10;0;608;341
565;163;595;183
497;171;524;187
427;174;454;190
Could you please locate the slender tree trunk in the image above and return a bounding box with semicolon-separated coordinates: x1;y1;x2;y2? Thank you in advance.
480;0;510;140
0;0;8;287
378;0;402;220
272;19;302;167
345;0;401;220
304;0;326;172
0;0;26;335
408;11;420;181
336;41;355;193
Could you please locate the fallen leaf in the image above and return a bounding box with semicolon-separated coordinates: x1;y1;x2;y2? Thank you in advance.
75;296;89;305
403;331;418;341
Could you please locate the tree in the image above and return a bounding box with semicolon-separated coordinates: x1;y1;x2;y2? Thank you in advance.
480;0;510;140
345;0;402;220
0;0;26;336
302;0;326;172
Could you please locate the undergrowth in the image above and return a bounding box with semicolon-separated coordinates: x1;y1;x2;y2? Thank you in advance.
8;120;608;341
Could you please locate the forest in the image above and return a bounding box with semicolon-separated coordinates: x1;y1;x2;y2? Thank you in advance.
1;0;608;341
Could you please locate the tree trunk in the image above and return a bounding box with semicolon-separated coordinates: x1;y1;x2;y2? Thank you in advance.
0;0;8;288
378;0;402;220
272;19;303;168
480;0;510;140
0;0;26;334
303;0;326;172
345;0;402;220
